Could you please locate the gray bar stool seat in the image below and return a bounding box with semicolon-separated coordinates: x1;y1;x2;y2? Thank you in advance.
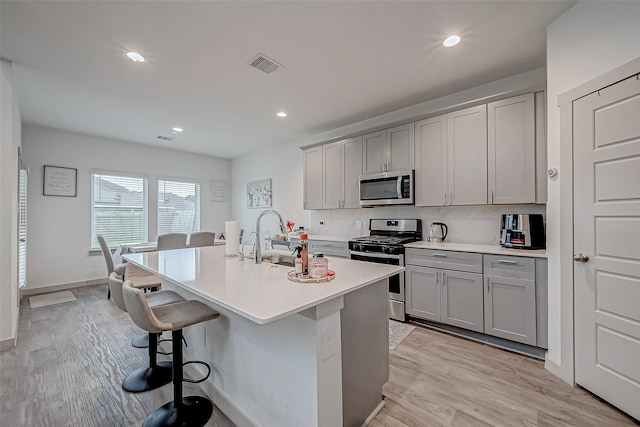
123;279;219;427
126;263;163;348
108;273;183;393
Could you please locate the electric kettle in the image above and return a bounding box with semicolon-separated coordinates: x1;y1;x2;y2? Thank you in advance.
427;222;448;243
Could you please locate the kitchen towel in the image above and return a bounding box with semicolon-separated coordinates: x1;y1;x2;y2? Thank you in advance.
225;221;240;256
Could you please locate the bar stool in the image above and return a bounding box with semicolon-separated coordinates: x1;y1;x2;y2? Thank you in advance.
122;279;219;427
108;273;183;393
126;263;162;348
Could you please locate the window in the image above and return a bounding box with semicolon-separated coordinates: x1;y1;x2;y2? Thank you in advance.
158;179;200;235
18;168;27;288
91;173;148;248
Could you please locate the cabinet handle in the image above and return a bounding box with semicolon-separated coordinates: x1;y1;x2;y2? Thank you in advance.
491;191;494;204
436;271;438;285
497;259;518;265
486;277;490;293
433;253;448;257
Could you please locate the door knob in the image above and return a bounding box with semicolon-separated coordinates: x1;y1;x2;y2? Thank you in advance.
574;253;590;262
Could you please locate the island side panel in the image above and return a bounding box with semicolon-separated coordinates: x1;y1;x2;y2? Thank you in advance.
161;280;345;427
341;278;389;426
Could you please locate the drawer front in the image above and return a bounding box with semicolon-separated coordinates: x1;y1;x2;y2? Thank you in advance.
484;254;535;280
308;240;349;258
405;248;482;273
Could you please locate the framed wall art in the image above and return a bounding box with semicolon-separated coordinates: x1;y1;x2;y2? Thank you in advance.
247;178;272;209
43;165;77;197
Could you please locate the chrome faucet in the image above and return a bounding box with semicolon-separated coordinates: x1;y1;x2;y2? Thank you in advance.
255;209;287;264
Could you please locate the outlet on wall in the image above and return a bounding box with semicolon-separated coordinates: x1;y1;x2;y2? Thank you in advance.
319;220;325;228
90;259;99;268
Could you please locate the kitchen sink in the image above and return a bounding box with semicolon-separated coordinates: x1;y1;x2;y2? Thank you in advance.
261;253;296;267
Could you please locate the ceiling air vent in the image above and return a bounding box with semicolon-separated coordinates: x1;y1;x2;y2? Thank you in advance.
156;135;174;142
248;53;284;75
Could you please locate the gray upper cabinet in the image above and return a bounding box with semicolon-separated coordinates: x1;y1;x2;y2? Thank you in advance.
342;137;363;208
309;136;362;210
322;141;344;209
535;91;547;204
362;130;386;174
488;93;536;204
387;123;415;171
363;123;414;174
415;114;447;206
303;146;323;210
448;105;488;205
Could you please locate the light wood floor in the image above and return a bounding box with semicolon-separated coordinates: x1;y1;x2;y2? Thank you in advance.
375;325;639;427
1;285;637;427
0;285;233;427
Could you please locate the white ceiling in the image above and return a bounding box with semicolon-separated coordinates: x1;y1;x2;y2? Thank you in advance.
0;1;574;159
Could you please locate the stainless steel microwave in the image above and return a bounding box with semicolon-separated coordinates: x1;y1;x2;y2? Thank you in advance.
359;170;414;206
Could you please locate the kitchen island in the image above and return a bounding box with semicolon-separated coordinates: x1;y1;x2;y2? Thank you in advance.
123;245;403;427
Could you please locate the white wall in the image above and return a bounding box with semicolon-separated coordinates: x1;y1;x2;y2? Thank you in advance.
231;140;311;243
22;125;231;290
232;68;547;243
546;1;640;380
0;59;21;347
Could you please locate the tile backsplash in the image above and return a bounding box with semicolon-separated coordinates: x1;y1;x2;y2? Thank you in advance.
309;204;546;245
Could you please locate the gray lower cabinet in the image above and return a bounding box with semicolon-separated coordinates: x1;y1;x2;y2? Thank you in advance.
441;270;484;333
405;264;483;333
484;275;537;345
405;265;440;321
483;254;538;346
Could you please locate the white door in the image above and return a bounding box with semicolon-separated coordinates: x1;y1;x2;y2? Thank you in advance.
574;73;640;421
303;146;323;210
362;130;386;174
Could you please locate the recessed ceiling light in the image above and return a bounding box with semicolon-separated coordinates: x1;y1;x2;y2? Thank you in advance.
126;51;146;63
443;35;461;48
172;127;183;133
276;111;287;118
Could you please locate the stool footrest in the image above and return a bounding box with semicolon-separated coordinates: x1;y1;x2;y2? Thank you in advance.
142;396;213;427
182;361;211;384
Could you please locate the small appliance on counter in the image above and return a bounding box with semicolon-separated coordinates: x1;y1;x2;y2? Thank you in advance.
500;214;545;249
427;222;448;243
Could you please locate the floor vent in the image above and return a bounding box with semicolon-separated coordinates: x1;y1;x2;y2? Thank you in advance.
249;53;283;74
156;135;174;142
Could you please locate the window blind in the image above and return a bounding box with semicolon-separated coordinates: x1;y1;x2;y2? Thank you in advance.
158;179;200;235
91;173;148;248
18;169;27;288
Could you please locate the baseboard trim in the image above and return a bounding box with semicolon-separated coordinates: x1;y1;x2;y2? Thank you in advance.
545;358;574;386
1;306;20;351
362;400;385;426
0;336;15;351
21;279;107;296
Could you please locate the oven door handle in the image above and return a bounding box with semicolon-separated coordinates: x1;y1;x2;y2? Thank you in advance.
350;250;401;260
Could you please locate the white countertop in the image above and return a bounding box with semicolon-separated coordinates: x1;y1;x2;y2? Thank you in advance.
123;245;403;324
404;241;547;258
301;234;352;243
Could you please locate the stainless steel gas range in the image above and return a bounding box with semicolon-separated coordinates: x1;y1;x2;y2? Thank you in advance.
349;219;422;322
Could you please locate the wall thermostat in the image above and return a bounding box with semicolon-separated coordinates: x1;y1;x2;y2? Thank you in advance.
547;168;558;178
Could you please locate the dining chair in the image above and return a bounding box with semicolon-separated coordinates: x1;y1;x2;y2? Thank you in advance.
156;233;188;251
188;231;216;248
97;234;127;299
